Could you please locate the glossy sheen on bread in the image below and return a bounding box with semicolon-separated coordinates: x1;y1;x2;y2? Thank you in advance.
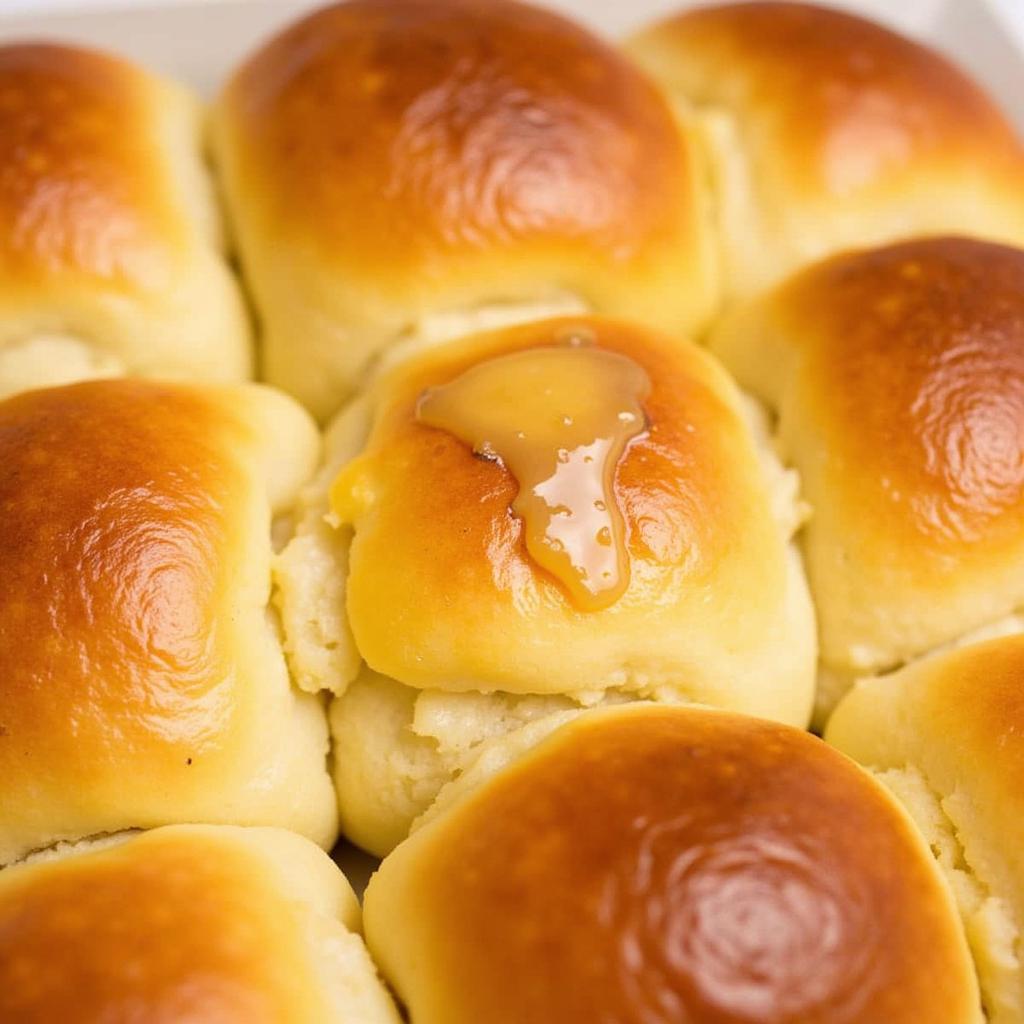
275;314;815;853
828;635;1024;1024
316;315;812;707
213;0;717;419
629;1;1024;297
365;705;980;1023
0;826;400;1022
711;235;1024;716
0;379;335;862
0;43;251;398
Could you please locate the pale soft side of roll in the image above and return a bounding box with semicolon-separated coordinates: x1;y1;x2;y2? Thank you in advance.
363;704;981;1024
0;43;252;400
827;635;1024;1024
0;379;338;864
628;1;1024;301
273;314;816;855
0;825;400;1023
709;235;1024;721
212;0;718;421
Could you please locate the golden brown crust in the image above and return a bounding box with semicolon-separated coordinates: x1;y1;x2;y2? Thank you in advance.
0;829;330;1022
215;0;716;417
825;636;1024;1023
828;634;1024;819
0;44;187;287
631;2;1023;200
0;43;253;394
0;381;249;781
779;236;1024;560
222;0;697;287
711;236;1024;690
365;706;978;1023
928;640;1024;779
0;379;336;860
628;2;1024;301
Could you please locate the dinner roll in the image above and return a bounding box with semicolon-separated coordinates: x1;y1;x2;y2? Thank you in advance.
827;635;1024;1024
628;2;1024;300
0;825;400;1023
710;236;1024;719
0;43;251;399
213;0;717;421
364;705;981;1024
275;315;816;854
0;379;336;864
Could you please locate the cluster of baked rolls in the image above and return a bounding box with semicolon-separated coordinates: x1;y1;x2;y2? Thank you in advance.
1;0;1023;1021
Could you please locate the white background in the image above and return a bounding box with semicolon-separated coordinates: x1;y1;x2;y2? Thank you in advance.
0;0;1020;130
0;0;1021;131
0;0;951;20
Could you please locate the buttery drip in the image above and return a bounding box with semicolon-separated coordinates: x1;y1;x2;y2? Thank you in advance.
416;344;651;611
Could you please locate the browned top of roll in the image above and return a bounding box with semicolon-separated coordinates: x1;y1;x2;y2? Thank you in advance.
365;705;977;1023
332;316;800;701
771;236;1024;556
630;1;1023;198
0;43;189;287
0;380;255;791
219;0;697;283
0;828;331;1022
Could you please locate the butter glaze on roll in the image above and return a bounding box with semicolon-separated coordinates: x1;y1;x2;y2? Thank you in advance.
275;315;815;854
827;635;1024;1024
0;379;335;863
213;0;717;421
0;43;251;399
628;1;1024;299
0;826;400;1023
411;343;651;610
711;236;1024;719
364;705;981;1024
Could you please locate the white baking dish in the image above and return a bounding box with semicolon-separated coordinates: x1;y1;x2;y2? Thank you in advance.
0;0;1021;132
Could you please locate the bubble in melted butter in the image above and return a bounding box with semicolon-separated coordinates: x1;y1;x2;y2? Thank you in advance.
416;343;651;611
